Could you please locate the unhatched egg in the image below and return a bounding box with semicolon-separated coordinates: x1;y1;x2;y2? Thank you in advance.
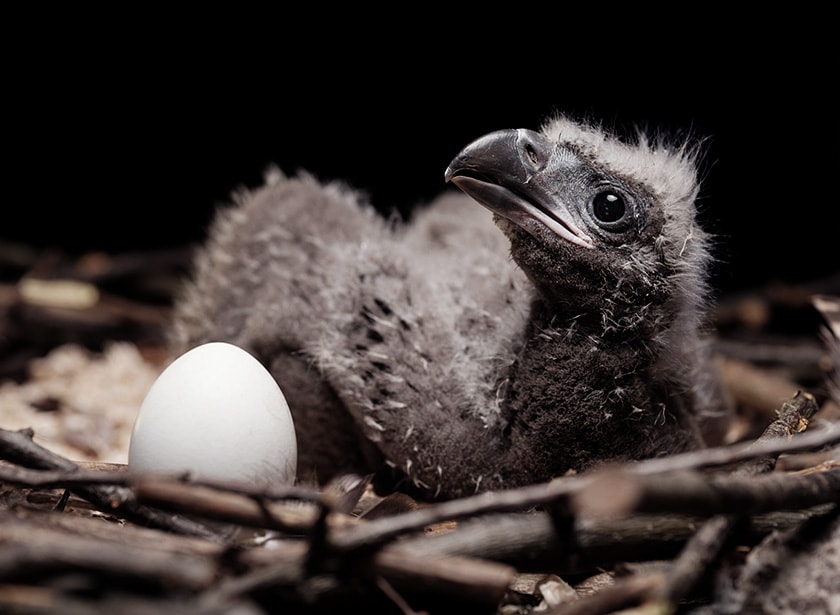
128;341;297;487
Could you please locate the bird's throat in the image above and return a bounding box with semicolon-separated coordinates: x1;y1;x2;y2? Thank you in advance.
497;300;695;484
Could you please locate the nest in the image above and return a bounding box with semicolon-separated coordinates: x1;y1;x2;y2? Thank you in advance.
1;245;839;613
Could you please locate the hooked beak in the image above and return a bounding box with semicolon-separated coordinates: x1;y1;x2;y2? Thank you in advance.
445;128;594;249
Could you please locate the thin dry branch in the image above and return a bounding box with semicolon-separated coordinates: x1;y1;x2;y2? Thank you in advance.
391;506;833;576
655;388;821;606
133;477;343;535
0;510;218;591
546;572;665;615
0;427;225;541
573;465;840;518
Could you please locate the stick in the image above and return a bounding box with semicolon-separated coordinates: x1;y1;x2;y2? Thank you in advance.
0;428;225;541
573;466;840;518
0;511;217;591
547;572;665;615
655;390;821;605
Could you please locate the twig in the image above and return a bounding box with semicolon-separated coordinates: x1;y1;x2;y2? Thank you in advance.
630;420;839;475
0;586;264;615
386;506;833;576
375;576;423;615
0;427;226;541
547;572;665;615
661;514;736;605
328;478;588;553
737;390;819;474
0;510;218;591
655;390;820;605
371;548;516;607
704;502;840;614
573;466;840;518
0;463;132;488
133;477;328;534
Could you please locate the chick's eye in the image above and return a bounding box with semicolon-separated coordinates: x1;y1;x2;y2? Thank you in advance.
592;190;626;223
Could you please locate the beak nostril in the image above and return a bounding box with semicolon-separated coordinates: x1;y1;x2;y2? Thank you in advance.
524;143;540;166
516;129;550;170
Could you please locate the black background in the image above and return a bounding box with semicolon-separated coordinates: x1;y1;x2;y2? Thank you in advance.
6;17;837;298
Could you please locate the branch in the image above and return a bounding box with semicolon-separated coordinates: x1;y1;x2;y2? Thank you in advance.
573;466;840;518
389;506;832;576
547;572;665;615
654;389;821;605
0;427;225;541
0;510;218;591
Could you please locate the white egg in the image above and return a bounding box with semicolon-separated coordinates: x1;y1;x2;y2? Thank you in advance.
128;341;297;488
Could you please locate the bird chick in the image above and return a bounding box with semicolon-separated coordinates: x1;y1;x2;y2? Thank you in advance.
170;114;729;500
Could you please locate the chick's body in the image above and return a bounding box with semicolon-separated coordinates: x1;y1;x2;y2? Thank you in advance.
170;115;729;500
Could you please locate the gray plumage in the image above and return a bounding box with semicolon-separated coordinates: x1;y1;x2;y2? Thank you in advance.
169;114;729;500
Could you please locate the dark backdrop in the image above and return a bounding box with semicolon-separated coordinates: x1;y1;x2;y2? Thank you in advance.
6;23;837;297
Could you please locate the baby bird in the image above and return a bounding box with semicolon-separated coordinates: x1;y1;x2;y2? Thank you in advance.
169;114;729;500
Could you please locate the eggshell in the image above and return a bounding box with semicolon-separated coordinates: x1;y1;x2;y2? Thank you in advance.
128;341;297;487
